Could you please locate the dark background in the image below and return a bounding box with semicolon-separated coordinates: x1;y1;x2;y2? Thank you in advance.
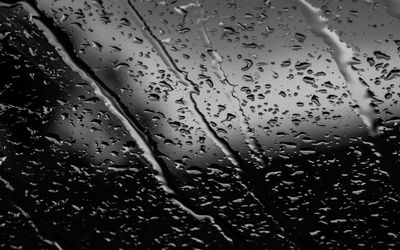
1;1;400;249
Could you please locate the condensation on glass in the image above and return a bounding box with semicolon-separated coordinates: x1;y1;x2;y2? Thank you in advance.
1;0;400;249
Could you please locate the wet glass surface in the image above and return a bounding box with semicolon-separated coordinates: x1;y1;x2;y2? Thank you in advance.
1;0;400;249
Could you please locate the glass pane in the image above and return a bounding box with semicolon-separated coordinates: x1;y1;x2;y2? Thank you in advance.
1;0;400;249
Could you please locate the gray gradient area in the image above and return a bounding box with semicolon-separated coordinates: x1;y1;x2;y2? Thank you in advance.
1;0;400;249
36;0;400;156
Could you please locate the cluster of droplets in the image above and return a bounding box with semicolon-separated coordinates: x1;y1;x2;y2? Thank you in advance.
2;0;400;249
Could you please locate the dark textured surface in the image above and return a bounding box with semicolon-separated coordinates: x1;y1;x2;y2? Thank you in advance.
1;1;400;249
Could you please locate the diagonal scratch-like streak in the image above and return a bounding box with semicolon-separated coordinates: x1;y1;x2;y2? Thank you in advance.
0;173;70;250
293;0;382;135
294;0;400;215
372;0;400;193
0;0;247;246
126;0;243;168
126;1;320;249
194;0;266;168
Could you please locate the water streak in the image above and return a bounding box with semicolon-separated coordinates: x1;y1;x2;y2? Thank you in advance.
126;1;320;249
194;0;266;167
294;0;382;135
0;175;14;192
13;204;64;250
126;0;242;168
0;0;237;243
10;0;172;194
0;171;67;249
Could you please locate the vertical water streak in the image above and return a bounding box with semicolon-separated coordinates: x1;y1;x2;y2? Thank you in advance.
0;174;14;192
0;172;69;249
126;0;242;167
13;204;65;250
194;0;266;167
295;0;400;232
373;0;400;193
294;0;382;135
11;0;173;194
0;1;239;242
0;1;330;248
125;2;322;249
